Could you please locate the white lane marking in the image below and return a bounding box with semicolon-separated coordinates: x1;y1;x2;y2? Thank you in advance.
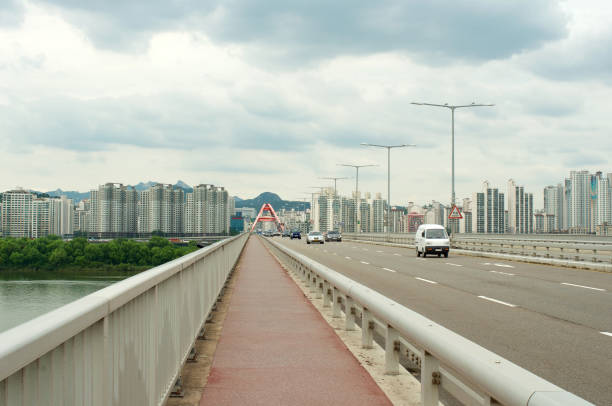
561;282;605;292
416;258;426;261
415;277;438;284
383;267;397;273
360;261;370;265
493;263;514;268
446;263;462;267
376;250;383;253
601;332;612;337
333;252;337;256
323;249;328;253
362;248;369;251
352;246;357;249
345;256;351;260
490;270;515;276
393;253;401;256
478;296;517;307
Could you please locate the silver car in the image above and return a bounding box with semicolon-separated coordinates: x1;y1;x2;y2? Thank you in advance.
307;231;324;244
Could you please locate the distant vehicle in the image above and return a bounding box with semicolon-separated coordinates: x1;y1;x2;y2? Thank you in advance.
307;231;324;244
325;230;342;242
415;224;450;258
282;230;291;237
262;230;273;237
290;230;301;239
273;230;281;237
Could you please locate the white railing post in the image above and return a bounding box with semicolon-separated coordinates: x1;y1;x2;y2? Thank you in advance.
332;288;342;318
421;350;440;406
361;308;373;349
345;297;355;331
323;281;331;307
384;325;399;375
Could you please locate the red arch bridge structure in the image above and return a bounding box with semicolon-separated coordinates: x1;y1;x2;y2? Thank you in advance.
250;203;284;232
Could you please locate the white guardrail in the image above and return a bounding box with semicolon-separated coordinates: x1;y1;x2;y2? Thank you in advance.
263;237;594;406
0;233;248;406
343;233;612;264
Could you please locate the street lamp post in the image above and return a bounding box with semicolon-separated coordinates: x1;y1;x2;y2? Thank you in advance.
338;164;377;233
360;143;416;239
411;102;494;231
319;177;349;197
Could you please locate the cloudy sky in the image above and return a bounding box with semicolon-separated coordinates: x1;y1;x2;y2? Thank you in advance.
1;0;611;207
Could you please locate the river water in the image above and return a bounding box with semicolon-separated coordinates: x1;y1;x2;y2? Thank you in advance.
0;279;117;333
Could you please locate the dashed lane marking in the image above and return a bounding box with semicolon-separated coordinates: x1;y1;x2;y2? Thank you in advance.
601;332;612;337
362;248;369;251
360;261;370;265
478;296;517;308
415;277;437;284
382;267;397;273
561;282;605;292
493;263;514;268
323;249;327;253
446;263;462;267
345;256;351;260
393;253;401;256
376;250;383;253
490;270;515;276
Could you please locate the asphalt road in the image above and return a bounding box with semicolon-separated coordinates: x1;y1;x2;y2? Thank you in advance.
274;237;612;406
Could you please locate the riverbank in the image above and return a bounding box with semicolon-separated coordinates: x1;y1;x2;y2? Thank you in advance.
0;265;147;281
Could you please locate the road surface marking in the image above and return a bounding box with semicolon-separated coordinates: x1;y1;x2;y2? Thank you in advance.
446;263;462;267
360;261;370;265
561;282;605;292
345;256;351;260
493;263;514;268
383;267;397;273
601;332;612;337
352;246;357;249
393;253;401;256
333;252;337;255
415;277;437;284
478;296;517;307
490;270;515;276
376;250;383;253
416;258;426;261
362;248;369;251
323;249;328;253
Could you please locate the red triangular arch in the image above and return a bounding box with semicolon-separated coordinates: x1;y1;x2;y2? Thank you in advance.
250;203;284;232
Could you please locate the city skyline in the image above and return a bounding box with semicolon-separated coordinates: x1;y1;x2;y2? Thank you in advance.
1;1;611;208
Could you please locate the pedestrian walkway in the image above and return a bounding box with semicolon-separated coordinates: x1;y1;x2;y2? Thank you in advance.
200;236;392;406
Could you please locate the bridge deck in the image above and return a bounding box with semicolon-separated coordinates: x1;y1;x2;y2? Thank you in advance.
200;236;391;405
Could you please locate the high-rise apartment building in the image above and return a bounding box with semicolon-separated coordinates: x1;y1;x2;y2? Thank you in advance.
89;183;138;236
569;170;591;233
371;193;385;233
507;179;533;234
472;181;504;234
1;190;33;238
543;184;564;231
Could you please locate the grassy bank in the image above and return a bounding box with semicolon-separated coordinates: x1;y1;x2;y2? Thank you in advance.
0;265;149;281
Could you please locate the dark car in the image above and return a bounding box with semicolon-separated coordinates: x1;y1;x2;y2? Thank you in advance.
325;230;342;242
290;230;301;239
282;230;291;237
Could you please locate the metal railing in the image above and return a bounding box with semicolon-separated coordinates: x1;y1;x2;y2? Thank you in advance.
0;233;248;406
343;233;612;264
263;237;593;406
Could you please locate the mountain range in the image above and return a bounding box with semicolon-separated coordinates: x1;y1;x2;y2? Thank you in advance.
233;192;310;211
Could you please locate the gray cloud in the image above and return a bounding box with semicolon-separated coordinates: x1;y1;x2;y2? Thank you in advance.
27;0;568;64
0;0;23;27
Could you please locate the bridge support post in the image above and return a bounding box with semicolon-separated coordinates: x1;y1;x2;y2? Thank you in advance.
332;288;341;318
384;325;399;375
323;281;331;307
421;351;440;406
361;308;373;349
345;296;355;331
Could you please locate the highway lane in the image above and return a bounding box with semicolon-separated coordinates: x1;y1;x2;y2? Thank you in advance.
274;237;612;405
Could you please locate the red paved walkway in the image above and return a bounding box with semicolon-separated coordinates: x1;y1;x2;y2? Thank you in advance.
200;237;392;406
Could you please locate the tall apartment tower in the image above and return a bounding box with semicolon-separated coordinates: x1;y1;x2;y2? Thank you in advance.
593;172;611;230
89;183;138;236
138;184;184;234
569;170;591;233
1;190;33;237
507;179;533;234
371;193;385;233
543;184;564;231
184;184;230;235
472;181;505;234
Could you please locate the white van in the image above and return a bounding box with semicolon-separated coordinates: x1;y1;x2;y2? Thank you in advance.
415;224;450;258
